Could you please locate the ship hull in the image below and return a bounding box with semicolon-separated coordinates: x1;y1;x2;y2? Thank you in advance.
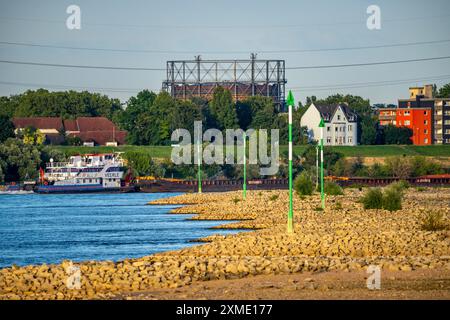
35;184;136;194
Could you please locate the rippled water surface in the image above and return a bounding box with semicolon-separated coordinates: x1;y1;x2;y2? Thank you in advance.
0;193;238;268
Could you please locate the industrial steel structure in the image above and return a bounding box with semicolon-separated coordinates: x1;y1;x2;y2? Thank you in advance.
162;54;287;110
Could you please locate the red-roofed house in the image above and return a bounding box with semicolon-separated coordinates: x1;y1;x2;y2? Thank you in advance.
12;117;65;144
12;117;127;146
63;117;127;146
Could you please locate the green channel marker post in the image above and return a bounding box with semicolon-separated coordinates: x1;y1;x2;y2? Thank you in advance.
286;90;295;233
197;135;202;193
243;131;247;200
315;144;319;191
319;118;325;209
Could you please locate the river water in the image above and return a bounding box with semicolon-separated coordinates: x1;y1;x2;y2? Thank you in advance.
0;193;238;268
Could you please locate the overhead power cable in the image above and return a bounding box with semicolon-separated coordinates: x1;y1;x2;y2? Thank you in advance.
1;55;449;71
1;38;450;54
1;75;449;94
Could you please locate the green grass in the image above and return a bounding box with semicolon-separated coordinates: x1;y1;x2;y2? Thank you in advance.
52;144;450;159
52;145;172;158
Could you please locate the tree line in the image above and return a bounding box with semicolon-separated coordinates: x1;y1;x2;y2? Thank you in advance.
1;84;450;148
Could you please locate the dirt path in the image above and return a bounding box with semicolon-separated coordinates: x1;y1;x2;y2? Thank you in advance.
117;268;450;300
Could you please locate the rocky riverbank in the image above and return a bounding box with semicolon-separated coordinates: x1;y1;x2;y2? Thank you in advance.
1;187;449;300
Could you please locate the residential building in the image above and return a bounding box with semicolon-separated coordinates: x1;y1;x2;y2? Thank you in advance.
408;84;434;99
433;98;450;144
397;99;433;145
377;84;450;145
300;103;358;146
12;117;127;146
12;117;65;144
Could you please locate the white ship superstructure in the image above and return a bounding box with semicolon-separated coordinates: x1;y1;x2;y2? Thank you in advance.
43;153;125;189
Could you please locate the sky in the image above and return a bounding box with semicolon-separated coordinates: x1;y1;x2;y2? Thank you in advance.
0;0;450;105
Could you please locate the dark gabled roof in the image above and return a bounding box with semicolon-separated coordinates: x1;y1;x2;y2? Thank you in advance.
314;103;357;122
12;117;64;130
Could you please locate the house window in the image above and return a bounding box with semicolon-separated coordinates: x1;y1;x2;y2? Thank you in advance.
404;120;410;125
424;129;428;134
424;120;428;125
348;137;352;143
348;125;352;132
337;115;341;120
424;111;428;115
327;137;331;143
335;127;338;132
404;111;410;115
424;138;428;144
327;127;331;132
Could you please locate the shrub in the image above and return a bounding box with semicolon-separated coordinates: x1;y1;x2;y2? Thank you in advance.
324;181;344;195
232;197;241;204
360;188;383;209
334;201;343;210
420;210;448;231
294;171;313;196
416;187;426;192
382;187;402;211
390;180;410;193
269;194;279;201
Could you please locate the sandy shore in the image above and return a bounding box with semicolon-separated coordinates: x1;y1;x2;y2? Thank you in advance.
1;187;449;300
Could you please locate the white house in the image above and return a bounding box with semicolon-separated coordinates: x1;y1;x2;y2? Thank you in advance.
300;103;358;146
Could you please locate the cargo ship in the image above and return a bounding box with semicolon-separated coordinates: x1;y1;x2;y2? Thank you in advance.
35;153;136;194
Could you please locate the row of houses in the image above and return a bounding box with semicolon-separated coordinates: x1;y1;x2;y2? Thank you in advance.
300;84;450;146
378;84;450;145
12;117;127;146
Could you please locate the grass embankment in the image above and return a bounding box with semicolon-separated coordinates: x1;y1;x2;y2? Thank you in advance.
53;144;450;159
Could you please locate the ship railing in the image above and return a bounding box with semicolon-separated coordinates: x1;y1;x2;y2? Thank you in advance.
46;162;71;168
46;160;124;168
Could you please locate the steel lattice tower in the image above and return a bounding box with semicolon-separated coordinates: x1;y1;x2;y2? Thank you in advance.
162;54;287;110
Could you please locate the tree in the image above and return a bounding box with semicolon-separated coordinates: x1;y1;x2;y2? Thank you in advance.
170;100;202;137
383;125;413;145
116;90;156;132
2;89;122;120
19;126;45;145
301;145;343;174
0;115;15;143
209;87;238;130
0;138;41;182
360;115;377;145
437;83;450;98
123;151;164;177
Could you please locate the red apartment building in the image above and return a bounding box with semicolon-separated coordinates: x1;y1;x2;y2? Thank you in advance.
395;106;433;145
378;85;437;145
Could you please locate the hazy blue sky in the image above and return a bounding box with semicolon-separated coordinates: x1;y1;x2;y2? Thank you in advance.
1;0;450;105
